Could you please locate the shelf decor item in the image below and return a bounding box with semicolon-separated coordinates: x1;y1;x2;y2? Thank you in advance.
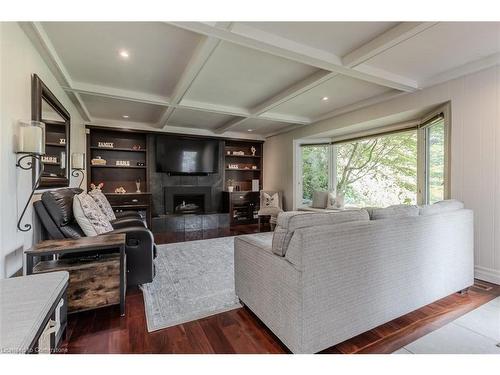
232;151;245;156
41;155;58;164
59;138;66;145
71;152;85;188
135;178;141;193
228;163;239;169
137;162;145;166
115;160;130;167
251;146;256;156
15;120;46;232
114;186;127;194
98;141;114;148
132;144;142;150
91;156;106;166
227;178;234;192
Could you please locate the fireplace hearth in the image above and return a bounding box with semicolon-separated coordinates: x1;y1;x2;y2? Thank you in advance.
174;194;205;214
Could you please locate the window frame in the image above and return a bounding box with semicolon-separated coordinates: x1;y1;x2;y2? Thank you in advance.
294;103;451;208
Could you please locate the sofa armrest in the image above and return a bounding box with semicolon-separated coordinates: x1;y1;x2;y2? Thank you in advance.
110;217;145;229
114;211;143;220
107;226;155;285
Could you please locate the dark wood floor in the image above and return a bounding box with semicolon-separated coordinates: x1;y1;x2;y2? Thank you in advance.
60;226;500;354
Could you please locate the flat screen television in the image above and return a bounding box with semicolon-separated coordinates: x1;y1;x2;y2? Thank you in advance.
155;135;219;175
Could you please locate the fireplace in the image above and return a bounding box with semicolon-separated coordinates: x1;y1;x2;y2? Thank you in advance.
164;186;213;214
173;194;205;214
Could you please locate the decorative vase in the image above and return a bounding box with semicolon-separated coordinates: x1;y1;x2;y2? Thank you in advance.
228;186;234;192
135;179;141;193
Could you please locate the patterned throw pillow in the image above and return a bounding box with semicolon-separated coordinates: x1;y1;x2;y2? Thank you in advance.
263;192;280;208
73;192;114;236
88;188;116;221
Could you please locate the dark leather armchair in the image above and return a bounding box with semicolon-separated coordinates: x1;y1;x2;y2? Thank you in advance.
34;188;156;286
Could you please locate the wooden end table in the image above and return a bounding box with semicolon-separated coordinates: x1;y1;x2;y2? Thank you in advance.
25;234;127;316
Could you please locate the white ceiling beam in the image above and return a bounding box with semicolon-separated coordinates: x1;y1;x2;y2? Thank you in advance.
342;22;439;68
63;83;170;107
158;24;231;128
167;22;419;92
19;22;92;122
214;70;334;133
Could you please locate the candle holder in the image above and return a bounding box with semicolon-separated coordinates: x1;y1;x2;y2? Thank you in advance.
71;153;85;188
16;153;44;232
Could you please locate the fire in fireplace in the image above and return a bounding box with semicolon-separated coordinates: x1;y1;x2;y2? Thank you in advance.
173;194;205;214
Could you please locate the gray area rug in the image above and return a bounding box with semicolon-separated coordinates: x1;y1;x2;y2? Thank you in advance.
140;236;241;332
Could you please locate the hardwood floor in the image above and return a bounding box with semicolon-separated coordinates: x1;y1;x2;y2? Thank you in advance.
60;280;500;354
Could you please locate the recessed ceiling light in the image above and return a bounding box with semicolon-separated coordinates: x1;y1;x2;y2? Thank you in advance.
122;115;129;119
247;129;254;132
322;96;329;101
119;50;130;59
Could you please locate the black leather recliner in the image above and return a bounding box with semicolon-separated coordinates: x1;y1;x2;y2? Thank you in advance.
34;188;156;286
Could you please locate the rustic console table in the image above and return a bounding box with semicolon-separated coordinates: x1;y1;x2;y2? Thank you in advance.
25;234;127;316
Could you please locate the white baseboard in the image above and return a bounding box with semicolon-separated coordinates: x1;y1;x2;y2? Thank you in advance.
475;265;500;286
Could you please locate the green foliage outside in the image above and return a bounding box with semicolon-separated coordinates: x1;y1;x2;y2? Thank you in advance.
301;145;329;204
335;131;418;207
301;122;445;208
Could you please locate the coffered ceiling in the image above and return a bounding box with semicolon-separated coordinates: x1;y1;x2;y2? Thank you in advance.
21;21;500;139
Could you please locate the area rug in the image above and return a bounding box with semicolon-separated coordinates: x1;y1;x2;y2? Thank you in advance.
140;236;241;332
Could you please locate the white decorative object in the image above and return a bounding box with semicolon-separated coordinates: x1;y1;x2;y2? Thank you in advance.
251;146;256;156
91;156;106;165
116;160;130;167
228;164;239;169
136;178;141;193
232;151;245;156
59;138;66;145
17;121;45;155
98;141;114;148
41;156;58;164
71;153;85;170
228;186;234;192
252;179;259;192
251;165;257;170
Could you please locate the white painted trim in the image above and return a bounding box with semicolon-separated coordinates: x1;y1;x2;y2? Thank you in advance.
214;70;335;133
312;90;407;123
19;22;92;122
64;83;170;106
475;265;500;285
342;22;438;67
159;35;222;128
168;22;419;92
420;52;500;89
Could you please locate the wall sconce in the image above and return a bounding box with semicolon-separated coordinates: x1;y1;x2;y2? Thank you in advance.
71;152;85;188
16;121;46;232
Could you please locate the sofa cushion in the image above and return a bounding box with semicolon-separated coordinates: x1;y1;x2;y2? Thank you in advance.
419;199;464;216
88;189;116;221
73;192;113;236
272;209;369;256
370;204;419;220
41;188;83;227
311;191;329;209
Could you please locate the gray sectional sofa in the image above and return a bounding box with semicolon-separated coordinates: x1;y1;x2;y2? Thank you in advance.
234;200;474;353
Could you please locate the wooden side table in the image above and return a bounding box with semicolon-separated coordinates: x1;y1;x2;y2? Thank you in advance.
25;234;127;316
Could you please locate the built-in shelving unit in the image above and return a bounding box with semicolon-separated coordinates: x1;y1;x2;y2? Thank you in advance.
223;140;263;225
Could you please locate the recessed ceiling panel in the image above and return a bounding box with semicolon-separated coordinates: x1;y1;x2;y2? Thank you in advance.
231;118;295;136
267;74;395;120
184;41;318;109
81;94;165;123
363;22;500;81
42;22;201;96
241;22;398;56
168;108;236;130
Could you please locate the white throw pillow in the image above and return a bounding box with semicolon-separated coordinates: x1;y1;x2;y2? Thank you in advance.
370;204;419;220
325;192;336;209
311;191;329;208
73;192;114;236
263;192;280;208
419;199;464;216
88;188;116;221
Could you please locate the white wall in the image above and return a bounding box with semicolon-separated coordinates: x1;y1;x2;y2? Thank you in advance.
264;65;500;284
0;22;86;278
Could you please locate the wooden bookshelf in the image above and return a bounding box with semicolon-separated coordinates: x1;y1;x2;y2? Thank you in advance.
223;140;263;225
86;127;151;226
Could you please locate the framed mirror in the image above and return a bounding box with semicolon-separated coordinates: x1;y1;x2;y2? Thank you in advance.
31;74;71;188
